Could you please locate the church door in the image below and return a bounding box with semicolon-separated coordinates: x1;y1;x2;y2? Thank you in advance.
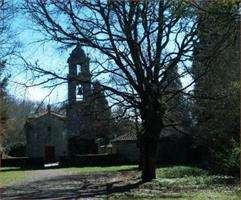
45;145;55;163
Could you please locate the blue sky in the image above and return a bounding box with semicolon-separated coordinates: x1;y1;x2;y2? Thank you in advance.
7;3;193;106
7;9;70;105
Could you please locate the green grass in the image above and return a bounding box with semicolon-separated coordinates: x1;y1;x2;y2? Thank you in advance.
155;166;240;199
61;165;137;174
110;166;240;200
157;166;208;178
0;165;136;187
0;167;34;187
155;166;237;189
110;189;240;200
181;189;240;200
0;165;239;199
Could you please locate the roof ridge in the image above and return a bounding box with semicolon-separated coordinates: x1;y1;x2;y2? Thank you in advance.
28;111;66;121
112;132;137;142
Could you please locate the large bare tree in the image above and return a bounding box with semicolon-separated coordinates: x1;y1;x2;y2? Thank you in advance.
23;0;237;181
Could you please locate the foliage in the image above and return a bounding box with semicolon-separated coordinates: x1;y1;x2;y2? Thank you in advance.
212;139;240;176
3;96;38;153
164;65;192;134
0;0;20;152
111;105;138;138
190;0;239;174
8;143;26;157
0;61;9;151
157;166;208;178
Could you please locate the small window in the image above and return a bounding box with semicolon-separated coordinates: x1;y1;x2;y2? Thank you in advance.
47;126;51;132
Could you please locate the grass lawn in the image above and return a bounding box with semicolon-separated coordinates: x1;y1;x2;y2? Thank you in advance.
110;166;240;200
0;167;34;187
0;165;135;187
0;165;240;199
61;165;137;174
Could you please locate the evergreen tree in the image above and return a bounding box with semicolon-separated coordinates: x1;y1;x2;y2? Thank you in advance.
0;60;9;153
191;1;239;174
164;65;192;134
92;81;112;141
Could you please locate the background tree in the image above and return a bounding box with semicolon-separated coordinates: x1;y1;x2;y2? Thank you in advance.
23;0;238;181
190;0;239;174
0;61;8;154
91;81;113;142
111;105;138;138
2;96;38;155
163;65;192;134
0;0;19;155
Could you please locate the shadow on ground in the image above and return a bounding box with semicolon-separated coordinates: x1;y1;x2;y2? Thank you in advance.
0;171;141;199
0;165;139;173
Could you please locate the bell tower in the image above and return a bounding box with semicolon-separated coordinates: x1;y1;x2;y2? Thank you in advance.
67;43;91;103
67;44;92;138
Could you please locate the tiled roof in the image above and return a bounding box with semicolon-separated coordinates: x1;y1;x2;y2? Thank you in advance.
159;127;184;138
112;132;137;142
27;111;66;122
112;127;183;143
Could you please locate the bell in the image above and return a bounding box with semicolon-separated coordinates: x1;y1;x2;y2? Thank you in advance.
77;87;83;95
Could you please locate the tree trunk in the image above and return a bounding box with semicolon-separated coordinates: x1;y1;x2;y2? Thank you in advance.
138;135;144;171
139;90;165;182
140;113;163;182
141;135;159;182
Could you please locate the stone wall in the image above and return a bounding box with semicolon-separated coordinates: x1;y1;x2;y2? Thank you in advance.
112;141;140;163
25;114;67;161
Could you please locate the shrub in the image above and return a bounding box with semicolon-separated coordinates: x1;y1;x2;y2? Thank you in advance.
157;166;208;178
8;143;26;157
212;139;240;176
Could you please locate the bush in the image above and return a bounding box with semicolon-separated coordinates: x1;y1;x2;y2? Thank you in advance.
212;139;240;176
8;143;26;157
157;166;208;178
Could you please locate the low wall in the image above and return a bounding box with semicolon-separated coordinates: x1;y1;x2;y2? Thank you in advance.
1;154;138;168
1;157;44;168
112;142;139;163
60;153;137;167
70;154;118;167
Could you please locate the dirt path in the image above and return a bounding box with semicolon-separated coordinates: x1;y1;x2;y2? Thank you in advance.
0;169;140;200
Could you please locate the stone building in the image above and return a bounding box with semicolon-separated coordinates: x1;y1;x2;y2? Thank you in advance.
111;128;190;164
25;106;67;163
66;44;112;155
112;132;139;163
25;44;111;160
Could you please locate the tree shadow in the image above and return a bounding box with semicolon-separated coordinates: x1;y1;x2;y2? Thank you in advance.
0;172;142;199
0;165;138;173
0;167;43;172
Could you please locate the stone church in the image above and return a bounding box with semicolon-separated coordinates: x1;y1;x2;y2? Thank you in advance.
25;105;67;163
25;44;112;162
